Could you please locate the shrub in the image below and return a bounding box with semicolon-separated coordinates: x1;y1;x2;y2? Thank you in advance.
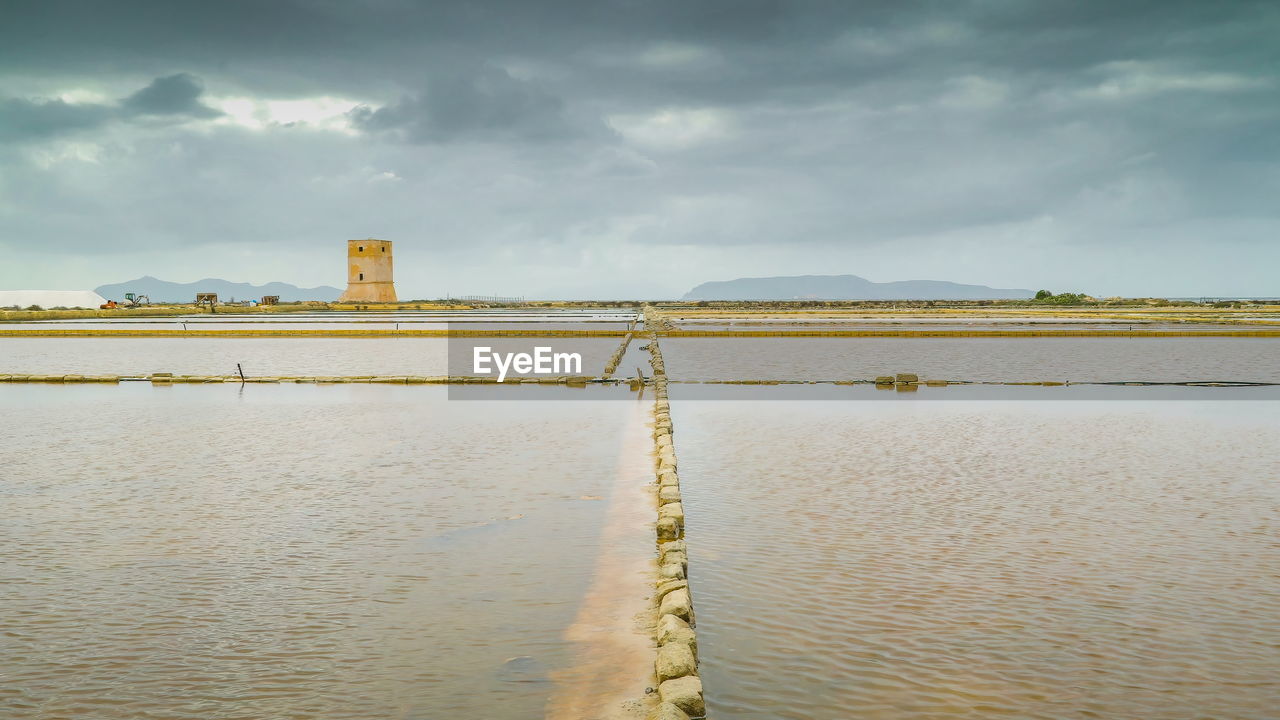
1032;291;1089;305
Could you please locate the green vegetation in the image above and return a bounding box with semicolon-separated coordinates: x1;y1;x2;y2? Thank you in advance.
1031;290;1091;305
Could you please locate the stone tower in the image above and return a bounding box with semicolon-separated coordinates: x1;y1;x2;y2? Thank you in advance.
339;238;397;303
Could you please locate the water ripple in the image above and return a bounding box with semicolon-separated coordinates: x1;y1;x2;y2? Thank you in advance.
674;398;1280;719
0;384;642;720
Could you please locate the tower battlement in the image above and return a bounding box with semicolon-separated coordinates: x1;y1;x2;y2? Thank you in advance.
339;238;397;303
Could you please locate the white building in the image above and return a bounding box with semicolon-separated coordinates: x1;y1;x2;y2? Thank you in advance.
0;290;109;309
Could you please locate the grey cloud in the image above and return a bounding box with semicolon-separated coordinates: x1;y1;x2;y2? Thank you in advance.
0;97;114;142
1;2;1279;297
121;73;220;117
2;3;1277;111
349;67;577;144
0;72;218;143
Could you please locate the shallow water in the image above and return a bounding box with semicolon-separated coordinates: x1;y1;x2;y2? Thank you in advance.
670;391;1280;719
0;384;653;720
662;337;1280;383
674;317;1165;324
0;337;623;377
675;322;1256;332
668;313;1280;331
1;310;639;331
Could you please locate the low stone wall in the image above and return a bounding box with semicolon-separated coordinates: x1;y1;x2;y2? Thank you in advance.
644;310;706;720
601;332;634;379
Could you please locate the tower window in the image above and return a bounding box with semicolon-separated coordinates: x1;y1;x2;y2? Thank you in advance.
381;246;386;252
358;246;364;252
359;273;364;280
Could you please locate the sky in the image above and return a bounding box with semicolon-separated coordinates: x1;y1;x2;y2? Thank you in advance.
1;1;1278;299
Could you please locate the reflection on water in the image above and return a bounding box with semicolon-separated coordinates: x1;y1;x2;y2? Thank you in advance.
663;337;1280;382
0;384;651;720
672;393;1280;719
0;337;624;377
11;336;1275;384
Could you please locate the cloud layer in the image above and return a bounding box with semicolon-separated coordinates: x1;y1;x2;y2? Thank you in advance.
1;0;1278;297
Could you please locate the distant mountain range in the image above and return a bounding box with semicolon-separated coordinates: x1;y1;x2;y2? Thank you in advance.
683;274;1035;300
95;276;342;303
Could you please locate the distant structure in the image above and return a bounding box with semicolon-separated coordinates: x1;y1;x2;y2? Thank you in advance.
339;238;397;303
0;290;107;309
448;294;526;304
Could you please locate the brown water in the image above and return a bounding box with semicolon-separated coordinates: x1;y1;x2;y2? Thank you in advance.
671;391;1280;719
673;317;1177;324
662;337;1280;383
675;322;1257;332
0;337;623;377
0;383;653;719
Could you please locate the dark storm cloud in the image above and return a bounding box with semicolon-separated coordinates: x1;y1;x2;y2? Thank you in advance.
2;3;1277;120
1;1;1279;296
0;97;113;142
5;1;1272;99
348;66;580;143
0;72;219;143
120;73;220;118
